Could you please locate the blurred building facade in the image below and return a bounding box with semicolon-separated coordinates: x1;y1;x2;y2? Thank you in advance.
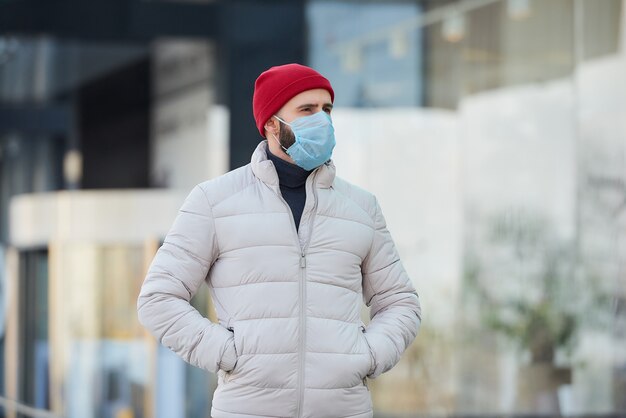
1;0;626;417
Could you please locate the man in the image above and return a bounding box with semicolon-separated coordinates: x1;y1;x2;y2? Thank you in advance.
137;63;421;418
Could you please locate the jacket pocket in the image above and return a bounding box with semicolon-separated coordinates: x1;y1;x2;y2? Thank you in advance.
360;324;376;377
222;324;240;382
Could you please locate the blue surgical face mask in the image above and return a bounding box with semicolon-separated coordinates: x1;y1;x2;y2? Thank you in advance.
271;111;336;171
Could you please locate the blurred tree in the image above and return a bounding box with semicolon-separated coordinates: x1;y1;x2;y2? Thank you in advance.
463;210;613;412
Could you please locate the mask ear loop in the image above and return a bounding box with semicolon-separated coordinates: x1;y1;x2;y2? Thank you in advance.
271;132;289;153
273;115;290;126
270;115;290;152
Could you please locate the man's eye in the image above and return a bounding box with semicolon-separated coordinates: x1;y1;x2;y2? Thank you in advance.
324;108;332;114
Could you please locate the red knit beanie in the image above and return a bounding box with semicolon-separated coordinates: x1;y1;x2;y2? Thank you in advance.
253;63;334;137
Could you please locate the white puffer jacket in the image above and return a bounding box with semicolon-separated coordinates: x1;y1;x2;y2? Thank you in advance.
137;140;421;418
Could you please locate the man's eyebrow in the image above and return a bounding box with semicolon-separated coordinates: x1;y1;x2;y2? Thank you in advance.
296;103;334;109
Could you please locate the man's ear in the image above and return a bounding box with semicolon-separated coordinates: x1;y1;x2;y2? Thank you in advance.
264;117;279;137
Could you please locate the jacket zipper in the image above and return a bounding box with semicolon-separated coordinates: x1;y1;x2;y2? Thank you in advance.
274;170;319;418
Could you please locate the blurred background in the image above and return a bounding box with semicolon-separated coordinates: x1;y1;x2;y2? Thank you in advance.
1;0;625;417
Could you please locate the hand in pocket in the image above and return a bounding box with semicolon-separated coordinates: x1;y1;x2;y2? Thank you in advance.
360;325;376;377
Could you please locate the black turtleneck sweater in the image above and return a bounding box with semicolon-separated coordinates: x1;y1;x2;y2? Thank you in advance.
266;148;312;231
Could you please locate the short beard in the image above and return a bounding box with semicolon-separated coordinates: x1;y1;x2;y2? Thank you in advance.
278;121;296;149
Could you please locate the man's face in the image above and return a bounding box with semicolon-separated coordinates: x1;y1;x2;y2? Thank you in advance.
270;89;333;150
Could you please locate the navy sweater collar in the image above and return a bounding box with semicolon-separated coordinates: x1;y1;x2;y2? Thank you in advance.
266;148;312;188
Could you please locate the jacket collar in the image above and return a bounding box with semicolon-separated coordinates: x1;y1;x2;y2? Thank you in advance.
250;140;336;189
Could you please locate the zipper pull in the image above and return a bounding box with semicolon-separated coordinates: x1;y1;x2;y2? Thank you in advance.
300;253;306;268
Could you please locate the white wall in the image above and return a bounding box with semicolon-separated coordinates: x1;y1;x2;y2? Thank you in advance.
151;40;229;191
9;190;185;248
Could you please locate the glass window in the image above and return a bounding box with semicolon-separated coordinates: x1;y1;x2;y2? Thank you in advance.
17;249;49;411
47;242;216;418
307;1;423;107
49;244;150;418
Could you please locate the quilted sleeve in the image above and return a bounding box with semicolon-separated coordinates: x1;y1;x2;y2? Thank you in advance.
361;196;422;379
137;184;237;374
